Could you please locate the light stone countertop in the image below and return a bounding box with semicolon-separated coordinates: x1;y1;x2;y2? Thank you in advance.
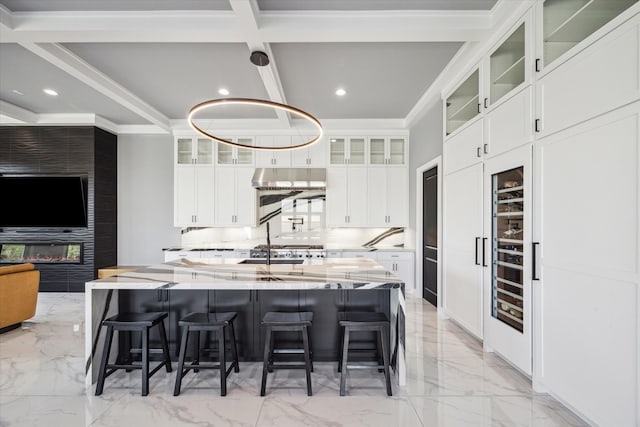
87;257;404;291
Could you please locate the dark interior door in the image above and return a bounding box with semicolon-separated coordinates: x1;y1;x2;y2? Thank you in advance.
423;167;438;306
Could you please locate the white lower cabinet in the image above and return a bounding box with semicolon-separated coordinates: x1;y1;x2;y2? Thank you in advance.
164;250;200;262
214;167;256;226
174;166;215;227
533;105;639;427
326;167;368;227
377;251;415;291
443;162;484;339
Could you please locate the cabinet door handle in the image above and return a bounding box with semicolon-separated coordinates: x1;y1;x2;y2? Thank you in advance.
157;289;162;302
483;144;488;154
532;242;540;280
482;237;488;267
477;147;481;158
477;103;481;113
484;98;489;109
535;58;541;72
535;119;541;133
475;237;480;265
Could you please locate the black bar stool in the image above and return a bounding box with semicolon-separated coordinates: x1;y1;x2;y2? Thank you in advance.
338;311;392;396
95;312;172;396
173;312;240;396
260;311;313;396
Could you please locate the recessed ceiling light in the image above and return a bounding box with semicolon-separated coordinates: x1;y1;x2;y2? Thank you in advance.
218;88;230;96
43;88;58;96
12;89;24;96
335;88;346;96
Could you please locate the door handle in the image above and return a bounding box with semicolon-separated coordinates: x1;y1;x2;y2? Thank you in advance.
535;58;541;72
532;242;540;280
477;147;481;158
477;103;481;113
535;119;541;133
483;144;488;154
482;237;488;267
484;98;489;109
475;237;480;265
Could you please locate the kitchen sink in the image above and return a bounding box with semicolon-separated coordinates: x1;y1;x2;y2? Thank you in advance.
239;259;304;265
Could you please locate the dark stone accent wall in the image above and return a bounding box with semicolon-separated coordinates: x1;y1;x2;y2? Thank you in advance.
0;126;117;292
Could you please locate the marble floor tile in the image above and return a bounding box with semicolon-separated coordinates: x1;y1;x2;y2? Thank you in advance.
0;293;588;427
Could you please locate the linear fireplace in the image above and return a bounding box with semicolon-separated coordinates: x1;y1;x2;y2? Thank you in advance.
0;243;83;264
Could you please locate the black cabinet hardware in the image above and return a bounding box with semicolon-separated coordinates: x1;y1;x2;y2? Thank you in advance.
475;237;480;265
532;242;540;280
482;238;488;267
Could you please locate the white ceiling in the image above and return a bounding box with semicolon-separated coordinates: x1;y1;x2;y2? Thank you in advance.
0;0;532;135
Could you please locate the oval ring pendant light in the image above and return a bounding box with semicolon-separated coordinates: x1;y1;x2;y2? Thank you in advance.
188;98;323;151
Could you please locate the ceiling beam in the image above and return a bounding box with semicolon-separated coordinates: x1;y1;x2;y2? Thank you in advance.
18;42;171;132
230;0;291;127
0;9;490;43
0;100;37;123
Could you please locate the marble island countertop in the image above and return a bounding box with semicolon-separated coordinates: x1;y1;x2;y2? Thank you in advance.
88;258;404;291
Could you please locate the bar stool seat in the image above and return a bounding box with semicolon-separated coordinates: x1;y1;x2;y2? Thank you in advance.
95;312;172;396
260;311;313;396
173;312;240;396
338;311;392;396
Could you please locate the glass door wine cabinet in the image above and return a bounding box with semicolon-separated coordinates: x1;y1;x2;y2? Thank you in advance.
492;166;525;333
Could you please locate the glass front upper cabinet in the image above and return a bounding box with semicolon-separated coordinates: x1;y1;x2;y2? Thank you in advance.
543;0;638;67
490;23;525;105
445;69;480;136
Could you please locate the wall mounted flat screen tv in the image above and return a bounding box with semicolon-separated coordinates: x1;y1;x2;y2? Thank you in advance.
0;175;88;228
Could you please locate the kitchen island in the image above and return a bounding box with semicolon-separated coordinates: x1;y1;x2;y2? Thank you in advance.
85;257;406;388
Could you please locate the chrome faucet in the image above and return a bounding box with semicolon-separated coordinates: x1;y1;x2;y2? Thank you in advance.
266;222;271;265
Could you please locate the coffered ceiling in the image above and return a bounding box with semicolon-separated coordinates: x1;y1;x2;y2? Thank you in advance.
0;0;533;135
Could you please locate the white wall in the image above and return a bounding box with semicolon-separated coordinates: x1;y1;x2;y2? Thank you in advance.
117;134;180;264
407;102;443;248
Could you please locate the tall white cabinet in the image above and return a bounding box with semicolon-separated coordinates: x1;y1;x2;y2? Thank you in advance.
174;137;215;227
442;2;640;426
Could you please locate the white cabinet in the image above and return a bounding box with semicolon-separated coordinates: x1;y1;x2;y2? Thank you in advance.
254;135;292;167
536;12;640;137
329;137;366;165
216;138;254;165
533;105;639;427
164;249;200;262
368;137;406;165
326;167;368;227
214;167;256;226
367;166;408;227
446;68;481;136
377;251;415;291
443;118;484;175
291;135;327;167
174;137;215;227
487;21;527;107
539;0;638;69
485;86;533;158
443;162;484;339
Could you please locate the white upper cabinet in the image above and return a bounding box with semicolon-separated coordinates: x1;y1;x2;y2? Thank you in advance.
540;0;638;70
443;119;485;175
214;167;256;227
326;167;368;227
254;135;292;167
488;22;527;108
368;137;406;165
329;137;366;165
367;167;409;227
216;137;254;166
536;9;640;137
445;68;481;137
291;135;326;167
176;137;213;165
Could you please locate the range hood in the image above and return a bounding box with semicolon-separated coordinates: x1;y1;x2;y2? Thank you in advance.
251;168;326;190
